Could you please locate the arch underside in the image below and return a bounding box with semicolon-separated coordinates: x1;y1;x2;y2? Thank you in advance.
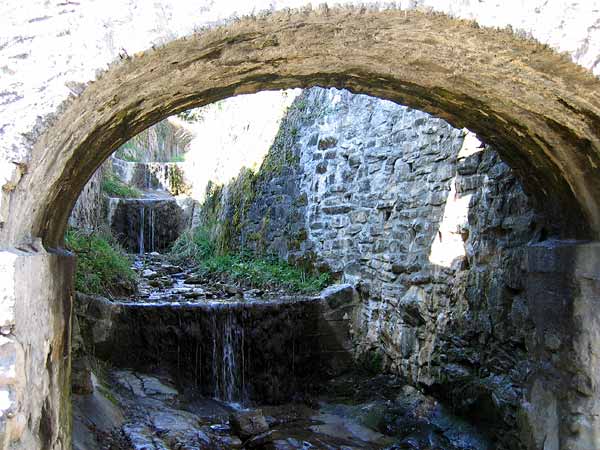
6;7;600;247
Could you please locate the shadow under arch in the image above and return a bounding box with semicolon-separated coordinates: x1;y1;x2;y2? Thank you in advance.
6;7;600;247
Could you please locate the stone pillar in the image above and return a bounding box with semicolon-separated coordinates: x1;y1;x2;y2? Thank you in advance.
525;241;600;450
0;245;73;450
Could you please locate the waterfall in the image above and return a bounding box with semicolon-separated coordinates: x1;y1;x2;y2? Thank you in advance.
208;306;244;403
221;311;238;402
107;300;322;405
149;208;155;253
138;205;145;255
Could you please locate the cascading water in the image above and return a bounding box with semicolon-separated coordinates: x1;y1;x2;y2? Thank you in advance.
149;207;156;253
207;306;244;403
214;307;244;402
138;205;145;255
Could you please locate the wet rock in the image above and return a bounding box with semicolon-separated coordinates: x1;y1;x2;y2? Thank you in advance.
142;269;158;279
71;356;94;395
224;285;243;297
229;410;270;440
246;430;274;448
213;434;243;448
160;264;183;275
183;290;203;299
148;279;162;288
245;288;264;298
184;274;204;284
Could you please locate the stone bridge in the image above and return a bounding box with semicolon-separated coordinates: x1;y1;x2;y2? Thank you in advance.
1;1;600;449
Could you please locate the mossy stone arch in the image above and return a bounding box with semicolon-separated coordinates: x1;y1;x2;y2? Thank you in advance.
3;8;600;248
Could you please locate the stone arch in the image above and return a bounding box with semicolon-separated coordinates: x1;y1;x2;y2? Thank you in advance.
3;7;600;450
3;7;600;249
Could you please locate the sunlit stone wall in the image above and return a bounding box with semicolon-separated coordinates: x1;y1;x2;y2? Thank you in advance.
200;87;539;448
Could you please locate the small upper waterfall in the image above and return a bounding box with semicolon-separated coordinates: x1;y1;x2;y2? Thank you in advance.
107;156;191;253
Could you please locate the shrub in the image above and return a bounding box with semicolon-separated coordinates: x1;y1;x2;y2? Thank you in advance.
65;229;137;296
101;171;141;198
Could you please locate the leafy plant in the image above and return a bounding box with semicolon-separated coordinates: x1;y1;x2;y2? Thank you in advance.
65;229;137;296
101;171;141;198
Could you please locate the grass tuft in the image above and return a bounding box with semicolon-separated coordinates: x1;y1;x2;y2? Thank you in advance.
65;229;137;297
101;171;142;198
169;227;330;294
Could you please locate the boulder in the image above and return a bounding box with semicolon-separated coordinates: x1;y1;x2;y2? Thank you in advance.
229;410;269;440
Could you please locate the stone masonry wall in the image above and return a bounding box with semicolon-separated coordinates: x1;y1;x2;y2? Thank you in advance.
199;87;542;448
68;164;108;232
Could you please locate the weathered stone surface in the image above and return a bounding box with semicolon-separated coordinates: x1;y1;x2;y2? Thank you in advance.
75;295;350;404
3;6;600;250
0;248;73;450
198;88;541;448
320;284;355;310
109;197;186;253
229;410;269;440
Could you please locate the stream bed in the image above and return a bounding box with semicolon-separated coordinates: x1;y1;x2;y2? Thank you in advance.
74;368;491;450
73;253;492;450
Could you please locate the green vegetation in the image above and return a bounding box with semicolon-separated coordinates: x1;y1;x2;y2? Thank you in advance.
170;154;185;162
101;170;142;198
169;227;215;265
65;229;137;296
169;227;330;294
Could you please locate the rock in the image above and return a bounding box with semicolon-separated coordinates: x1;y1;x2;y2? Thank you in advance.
183;290;203;299
245;430;274;448
160;264;183;275
142;269;158;279
214;434;243;448
229;410;269;440
184;274;204;284
245;289;264;298
224;285;242;297
71;356;94;395
148;279;162;288
320;284;356;309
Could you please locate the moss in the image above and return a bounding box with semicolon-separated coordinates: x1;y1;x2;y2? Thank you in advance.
216;167;259;254
97;383;121;407
101;170;141;198
295;192;308;207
